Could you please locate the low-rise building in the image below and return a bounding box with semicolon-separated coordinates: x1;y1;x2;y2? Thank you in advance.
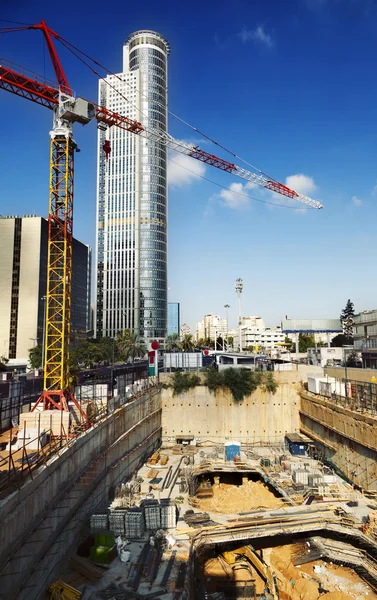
232;325;285;351
353;310;377;369
307;346;345;367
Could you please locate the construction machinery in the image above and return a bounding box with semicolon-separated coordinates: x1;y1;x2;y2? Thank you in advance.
0;21;323;420
222;546;279;600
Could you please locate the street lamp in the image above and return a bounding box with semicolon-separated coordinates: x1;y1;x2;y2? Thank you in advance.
224;304;230;351
235;278;243;352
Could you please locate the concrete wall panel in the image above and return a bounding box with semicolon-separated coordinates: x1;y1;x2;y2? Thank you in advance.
161;377;301;443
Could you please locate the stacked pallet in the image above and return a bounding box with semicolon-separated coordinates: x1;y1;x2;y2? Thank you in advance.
160;454;169;465
108;510;126;536
90;514;108;533
20;410;70;436
160;499;176;529
143;499;161;531
125;508;145;539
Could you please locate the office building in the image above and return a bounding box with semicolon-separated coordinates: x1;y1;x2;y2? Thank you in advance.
195;314;227;342
0;216;91;365
95;30;170;343
168;302;180;336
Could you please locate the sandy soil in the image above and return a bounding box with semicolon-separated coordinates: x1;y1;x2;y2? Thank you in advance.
195;480;283;514
268;544;377;600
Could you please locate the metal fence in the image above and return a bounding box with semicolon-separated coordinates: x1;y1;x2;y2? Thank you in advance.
319;379;377;415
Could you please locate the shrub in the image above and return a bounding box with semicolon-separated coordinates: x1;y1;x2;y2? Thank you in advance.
171;372;201;396
204;367;278;401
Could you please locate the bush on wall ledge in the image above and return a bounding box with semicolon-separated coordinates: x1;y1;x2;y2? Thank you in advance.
205;367;278;402
171;371;201;396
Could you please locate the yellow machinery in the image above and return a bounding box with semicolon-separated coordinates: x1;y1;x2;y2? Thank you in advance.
222;545;279;600
49;580;81;600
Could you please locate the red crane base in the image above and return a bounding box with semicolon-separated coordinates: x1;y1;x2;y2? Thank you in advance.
32;389;89;422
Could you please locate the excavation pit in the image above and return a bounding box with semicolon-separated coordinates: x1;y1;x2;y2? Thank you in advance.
194;538;377;600
192;470;284;514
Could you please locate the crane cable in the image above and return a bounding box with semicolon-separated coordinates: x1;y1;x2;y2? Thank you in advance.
57;36;316;210
53;32;285;184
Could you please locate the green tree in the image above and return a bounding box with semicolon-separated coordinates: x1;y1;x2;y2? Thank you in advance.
331;333;349;347
196;337;207;349
298;333;315;353
340;299;355;343
117;331;146;363
166;333;181;352
284;336;295;352
28;345;42;369
181;334;195;352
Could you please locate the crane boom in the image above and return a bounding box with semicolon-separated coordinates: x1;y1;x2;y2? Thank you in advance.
0;58;322;209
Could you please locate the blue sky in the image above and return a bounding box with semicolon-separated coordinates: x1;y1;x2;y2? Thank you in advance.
1;0;377;332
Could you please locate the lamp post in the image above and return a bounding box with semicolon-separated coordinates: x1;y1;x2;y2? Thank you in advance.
224;304;230;351
235;278;243;352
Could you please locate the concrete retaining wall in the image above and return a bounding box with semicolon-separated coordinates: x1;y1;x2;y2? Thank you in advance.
161;373;301;444
0;388;162;600
300;390;377;490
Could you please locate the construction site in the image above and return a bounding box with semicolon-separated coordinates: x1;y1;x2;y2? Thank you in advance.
1;15;377;600
2;369;377;600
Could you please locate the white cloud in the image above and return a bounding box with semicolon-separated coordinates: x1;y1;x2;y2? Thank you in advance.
237;26;275;48
352;195;363;207
285;174;317;195
217;181;256;209
168;152;206;187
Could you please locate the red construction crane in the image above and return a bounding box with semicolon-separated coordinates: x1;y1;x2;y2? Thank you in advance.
0;21;323;420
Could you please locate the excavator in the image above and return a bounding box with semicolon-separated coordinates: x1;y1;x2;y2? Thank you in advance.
221;545;279;600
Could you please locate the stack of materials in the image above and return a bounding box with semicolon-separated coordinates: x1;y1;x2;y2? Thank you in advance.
143;499;161;531
160;454;169;465
124;508;145;539
108;510;126;536
160;499;176;529
90;514;108;533
20;410;70;437
368;510;377;533
184;511;213;527
149;451;160;465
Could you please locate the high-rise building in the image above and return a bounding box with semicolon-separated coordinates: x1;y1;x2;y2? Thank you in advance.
95;30;170;343
0;216;91;365
180;323;191;338
168;303;180;336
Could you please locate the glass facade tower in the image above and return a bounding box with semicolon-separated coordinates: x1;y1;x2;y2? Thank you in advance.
95;31;170;341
